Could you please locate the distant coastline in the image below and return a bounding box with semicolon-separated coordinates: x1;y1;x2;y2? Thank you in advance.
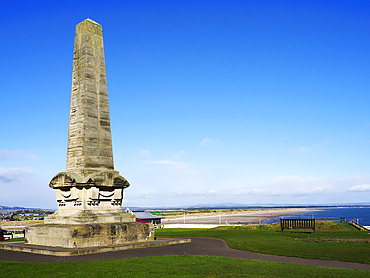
161;208;320;225
264;207;370;226
1;204;369;212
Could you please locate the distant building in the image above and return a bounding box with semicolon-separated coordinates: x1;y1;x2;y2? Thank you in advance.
133;211;163;225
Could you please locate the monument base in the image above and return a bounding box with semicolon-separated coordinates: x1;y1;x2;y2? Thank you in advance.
1;237;191;256
44;209;136;224
26;222;154;248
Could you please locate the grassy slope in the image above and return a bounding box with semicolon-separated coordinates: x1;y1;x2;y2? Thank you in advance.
156;222;370;264
0;256;369;278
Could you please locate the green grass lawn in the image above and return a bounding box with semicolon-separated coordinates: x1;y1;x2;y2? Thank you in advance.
1;222;368;277
156;222;370;264
0;256;369;278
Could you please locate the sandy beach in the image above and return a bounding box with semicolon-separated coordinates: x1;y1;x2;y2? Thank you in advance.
161;208;319;225
0;208;320;228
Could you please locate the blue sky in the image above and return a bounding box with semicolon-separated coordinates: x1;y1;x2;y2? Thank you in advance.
1;1;369;209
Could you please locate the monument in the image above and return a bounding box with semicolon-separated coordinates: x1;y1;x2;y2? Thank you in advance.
25;19;154;248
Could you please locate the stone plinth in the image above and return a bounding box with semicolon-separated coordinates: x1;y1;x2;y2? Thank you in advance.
26;222;154;248
44;209;135;224
25;209;155;249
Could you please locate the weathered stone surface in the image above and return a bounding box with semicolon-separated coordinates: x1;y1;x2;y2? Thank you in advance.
44;210;135;225
24;19;155;249
26;222;154;248
67;18;114;172
49;170;129;211
48;19;130;211
1;238;191;256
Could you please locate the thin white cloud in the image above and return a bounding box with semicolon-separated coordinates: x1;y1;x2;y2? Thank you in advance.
27;153;38;161
347;184;370;192
231;184;332;197
169;190;218;198
293;140;329;154
174;150;185;159
145;160;186;166
0;150;24;159
290;186;333;196
121;174;370;207
200;137;217;146
295;147;309;154
144;158;205;178
127;192;153;200
0;150;38;161
272;175;318;183
138;149;151;156
232;188;266;195
0;167;33;183
318;140;330;147
271;175;333;194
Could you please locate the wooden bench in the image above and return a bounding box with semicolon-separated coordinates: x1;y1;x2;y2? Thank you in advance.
280;218;315;232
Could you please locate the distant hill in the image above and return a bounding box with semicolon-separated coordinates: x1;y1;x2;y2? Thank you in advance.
0;205;54;213
131;203;370;211
1;202;369;213
182;202;370;210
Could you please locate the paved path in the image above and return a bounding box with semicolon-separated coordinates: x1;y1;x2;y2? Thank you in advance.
0;238;369;270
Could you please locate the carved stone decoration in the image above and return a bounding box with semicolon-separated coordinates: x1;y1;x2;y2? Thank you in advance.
49;170;129;211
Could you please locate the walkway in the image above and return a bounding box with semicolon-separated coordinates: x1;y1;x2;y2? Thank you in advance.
0;237;369;270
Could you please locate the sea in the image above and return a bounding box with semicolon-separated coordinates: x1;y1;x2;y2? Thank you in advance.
263;207;370;227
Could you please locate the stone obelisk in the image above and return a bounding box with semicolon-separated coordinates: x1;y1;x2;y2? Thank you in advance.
25;19;154;248
66;18;114;175
46;18;131;213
